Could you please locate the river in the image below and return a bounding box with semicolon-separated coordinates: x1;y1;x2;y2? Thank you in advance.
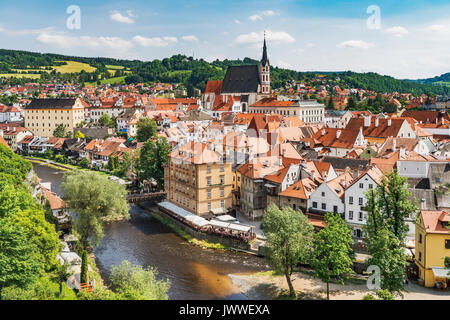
32;163;269;300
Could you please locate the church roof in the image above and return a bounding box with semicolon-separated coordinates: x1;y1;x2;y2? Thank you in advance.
221;65;261;94
261;38;269;67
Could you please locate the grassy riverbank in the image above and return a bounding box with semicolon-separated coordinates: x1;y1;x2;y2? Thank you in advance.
148;209;230;251
24;156;112;177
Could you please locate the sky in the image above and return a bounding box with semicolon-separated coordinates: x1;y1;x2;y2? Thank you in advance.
1;0;450;79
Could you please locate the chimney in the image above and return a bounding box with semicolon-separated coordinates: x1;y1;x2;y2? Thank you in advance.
375;118;379;127
393;138;397;152
336;130;342;139
387;119;392;127
364;116;371;127
321;129;326;136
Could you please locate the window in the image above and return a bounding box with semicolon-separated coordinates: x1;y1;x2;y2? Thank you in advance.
220;176;225;184
446;239;450;249
333;206;338;213
220;188;224;197
359;183;364;189
322;203;326;210
349;196;354;205
207;165;211;173
419;234;422;244
359;212;363;221
359;198;364;205
312;202;317;208
418;252;422;262
349;211;354;220
207;177;211;186
207;189;211;199
221;200;225;208
369;184;373;189
208;202;211;211
321;192;325;197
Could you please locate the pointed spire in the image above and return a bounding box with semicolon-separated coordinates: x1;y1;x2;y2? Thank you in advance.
261;31;269;66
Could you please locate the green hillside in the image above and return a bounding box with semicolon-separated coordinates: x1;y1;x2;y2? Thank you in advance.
0;48;448;95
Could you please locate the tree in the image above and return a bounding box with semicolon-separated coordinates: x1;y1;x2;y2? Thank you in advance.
138;137;171;189
53;124;68;138
109;260;170;300
136;118;157;142
74;131;85;139
55;262;72;296
80;250;88;284
0;218;41;299
366;227;406;296
310;212;354;300
78;158;90;169
61;171;130;248
364;169;417;243
10;209;60;272
263;205;314;298
98;113;112;127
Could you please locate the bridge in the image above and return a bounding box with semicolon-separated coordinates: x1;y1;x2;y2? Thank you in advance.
127;192;166;203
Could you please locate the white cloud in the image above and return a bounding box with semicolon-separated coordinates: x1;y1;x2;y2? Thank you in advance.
337;40;375;50
235;30;295;46
110;11;135;24
182;35;199;41
36;32;133;52
133;35;177;47
249;10;276;22
306;42;315;48
385;26;409;37
249;15;263;21
262;10;275;16
234;20;241;24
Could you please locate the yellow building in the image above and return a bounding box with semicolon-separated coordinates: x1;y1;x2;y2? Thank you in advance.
24;98;85;137
164;142;233;217
415;210;450;288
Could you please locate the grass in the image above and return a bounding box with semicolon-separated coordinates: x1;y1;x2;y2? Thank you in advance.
150;210;230;250
106;65;125;70
87;76;127;86
52;61;97;74
24;156;111;177
0;73;41;79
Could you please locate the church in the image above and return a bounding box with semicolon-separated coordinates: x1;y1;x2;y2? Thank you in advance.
202;37;272;115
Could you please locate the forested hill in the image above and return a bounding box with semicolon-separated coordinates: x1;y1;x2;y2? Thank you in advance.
411;72;450;86
0;48;448;96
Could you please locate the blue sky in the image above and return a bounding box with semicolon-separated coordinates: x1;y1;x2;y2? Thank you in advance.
1;0;450;79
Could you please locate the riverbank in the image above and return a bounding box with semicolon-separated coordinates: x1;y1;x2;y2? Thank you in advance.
144;207;231;251
230;270;450;300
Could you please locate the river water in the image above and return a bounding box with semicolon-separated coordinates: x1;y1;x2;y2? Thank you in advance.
32;163;269;300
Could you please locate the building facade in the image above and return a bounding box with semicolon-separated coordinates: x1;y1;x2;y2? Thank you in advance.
24;98;85;137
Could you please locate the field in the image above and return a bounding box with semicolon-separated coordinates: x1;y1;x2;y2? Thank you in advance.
0;73;41;79
52;61;97;73
434;81;450;87
86;76;126;86
106;65;125;70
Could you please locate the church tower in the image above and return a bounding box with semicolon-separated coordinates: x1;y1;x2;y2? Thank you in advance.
259;33;270;95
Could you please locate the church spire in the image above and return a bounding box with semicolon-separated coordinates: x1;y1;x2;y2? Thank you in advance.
261;31;269;67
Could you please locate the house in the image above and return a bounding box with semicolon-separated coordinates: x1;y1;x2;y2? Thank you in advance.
308;171;354;217
311;127;366;157
264;163;301;208
344;166;384;240
164;142;233;217
0;124;33;151
279;177;320;213
414;210;450;288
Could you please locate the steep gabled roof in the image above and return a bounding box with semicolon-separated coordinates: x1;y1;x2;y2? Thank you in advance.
221;65;261;94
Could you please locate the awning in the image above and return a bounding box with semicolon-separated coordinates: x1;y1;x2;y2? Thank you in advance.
158;201;209;227
210;207;228;215
185;215;210;228
216;215;237;222
209;220;230;229
431;267;450;279
209;220;253;233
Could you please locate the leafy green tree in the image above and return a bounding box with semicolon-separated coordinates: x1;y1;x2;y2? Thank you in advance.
263;204;314;298
362;289;394;300
136;118;157;142
138;137;170;189
364;169;417;243
78;158;90;169
366;227;406;296
80;250;88;284
54;262;73;296
98;113;115;128
310;212;354;300
53;124;68;138
74;131;85;139
61;171;130;248
0;219;41;299
109;261;170;300
10;209;60;271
